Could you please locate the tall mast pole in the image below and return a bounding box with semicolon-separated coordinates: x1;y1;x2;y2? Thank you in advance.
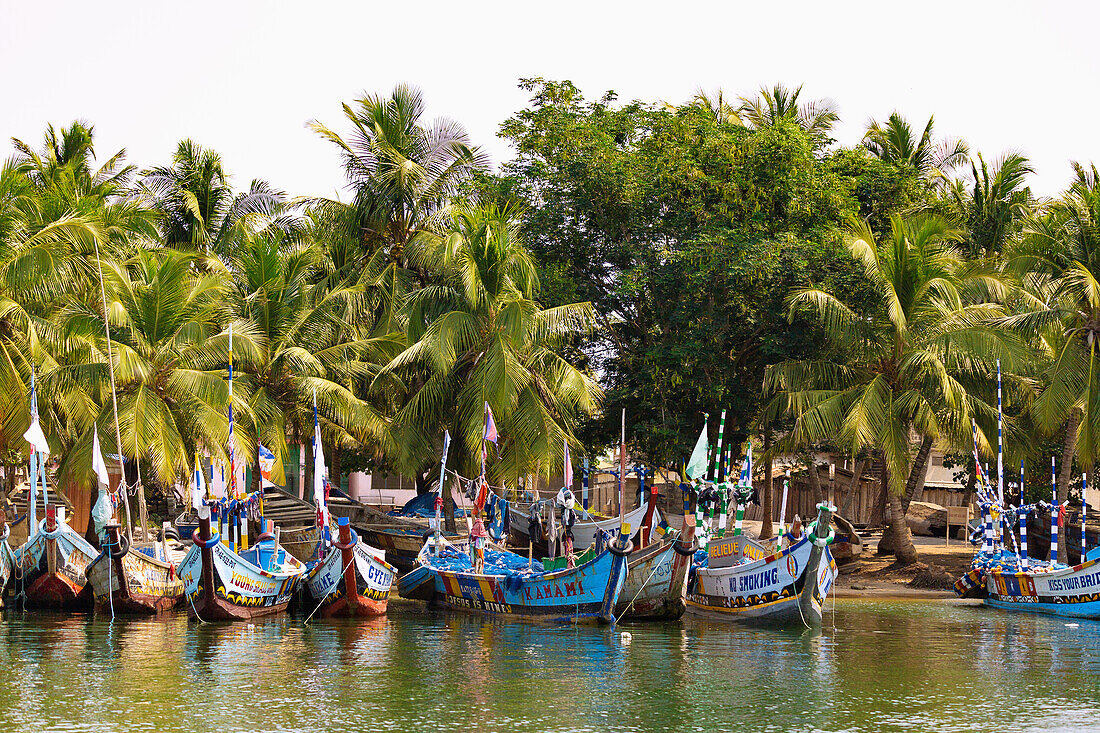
93;237;134;542
997;359;1004;549
619;408;625;530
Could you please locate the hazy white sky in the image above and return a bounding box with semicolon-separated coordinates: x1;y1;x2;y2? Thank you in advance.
2;1;1097;199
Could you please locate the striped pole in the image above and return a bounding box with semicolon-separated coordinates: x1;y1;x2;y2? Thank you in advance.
1019;460;1028;570
733;440;751;536
776;470;790;553
710;410;726;483
1051;456;1059;565
582;457;589;511
716;481;728;537
1082;473;1088;562
985;463;999;548
990;499;998;550
997;360;1006;548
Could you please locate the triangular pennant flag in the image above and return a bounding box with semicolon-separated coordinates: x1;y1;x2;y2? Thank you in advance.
91;424;110;490
686;419;709;481
484;402;499;444
564;439;573;488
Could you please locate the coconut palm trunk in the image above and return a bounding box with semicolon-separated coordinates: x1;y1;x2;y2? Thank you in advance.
901;436;934;515
840;458;866;519
760;428;774;539
807;459;823;503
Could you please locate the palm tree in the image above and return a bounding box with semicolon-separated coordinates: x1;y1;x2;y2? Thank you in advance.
224;225;398;492
737;84;838;139
308;84;488;303
59;249;238;507
692;89;742;126
945;152;1035;258
765;214;1013;564
2;123;156;516
138;139;289;256
380;203;601;499
1007;163;1100;555
862;112;969;181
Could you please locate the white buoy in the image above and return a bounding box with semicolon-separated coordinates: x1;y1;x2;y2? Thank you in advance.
1066;623;1080;628
621;631;632;644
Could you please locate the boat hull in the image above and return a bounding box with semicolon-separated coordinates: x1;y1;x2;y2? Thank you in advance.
302;534;396;618
178;540;303;621
399;543;630;624
11;523;98;611
982;558;1100;618
87;547;184;615
685;536;837;625
355;525;462;573
0;539;11;609
509;502;652;552
617;537;691;620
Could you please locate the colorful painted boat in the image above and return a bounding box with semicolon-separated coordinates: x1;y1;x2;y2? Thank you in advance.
301;517;396;618
86;524;184;615
509;500;651;553
10;506;98;610
0;511;12;609
685;502;838;626
981;551;1100;617
617;528;695;621
178;508;306;621
398;531;631;624
355;524;461;573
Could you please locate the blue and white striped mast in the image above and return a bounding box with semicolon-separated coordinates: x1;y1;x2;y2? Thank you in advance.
1081;472;1088;562
1019;460;1028;570
1051;456;1059;565
997;361;1004;546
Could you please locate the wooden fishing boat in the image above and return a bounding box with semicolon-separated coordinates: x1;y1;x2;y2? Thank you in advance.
980;550;1100;617
508;500;651;554
614;534;693;620
11;505;98;610
301;517;396;618
398;532;632;624
355;523;461;573
178;507;305;621
86;524;184;615
0;511;12;609
685;502;838;626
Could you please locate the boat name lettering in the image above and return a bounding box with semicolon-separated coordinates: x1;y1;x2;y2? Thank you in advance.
523;578;585;602
445;594;511;613
229;571;276;595
732;567;778;593
1048;569;1100;592
711;540;767;563
365;564;391;586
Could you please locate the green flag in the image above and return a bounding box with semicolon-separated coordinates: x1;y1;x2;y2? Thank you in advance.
686;420;709;481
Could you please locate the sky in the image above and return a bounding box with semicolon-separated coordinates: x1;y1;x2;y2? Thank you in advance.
2;1;1098;199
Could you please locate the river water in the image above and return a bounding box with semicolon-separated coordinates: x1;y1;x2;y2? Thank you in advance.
0;598;1097;733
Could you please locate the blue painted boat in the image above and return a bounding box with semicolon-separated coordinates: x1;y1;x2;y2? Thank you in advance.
398;533;631;624
974;548;1100;618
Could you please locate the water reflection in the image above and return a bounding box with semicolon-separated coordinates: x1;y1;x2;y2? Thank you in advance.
0;601;1097;732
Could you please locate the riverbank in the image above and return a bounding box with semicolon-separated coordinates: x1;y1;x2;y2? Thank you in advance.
833;533;972;598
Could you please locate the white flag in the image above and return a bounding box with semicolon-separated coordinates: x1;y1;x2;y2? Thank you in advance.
192;460;206;511
210;464;226;499
314;415;328;512
24;414;49;457
91;424;110;490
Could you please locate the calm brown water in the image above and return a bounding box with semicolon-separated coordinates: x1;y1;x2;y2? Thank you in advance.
0;599;1097;733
